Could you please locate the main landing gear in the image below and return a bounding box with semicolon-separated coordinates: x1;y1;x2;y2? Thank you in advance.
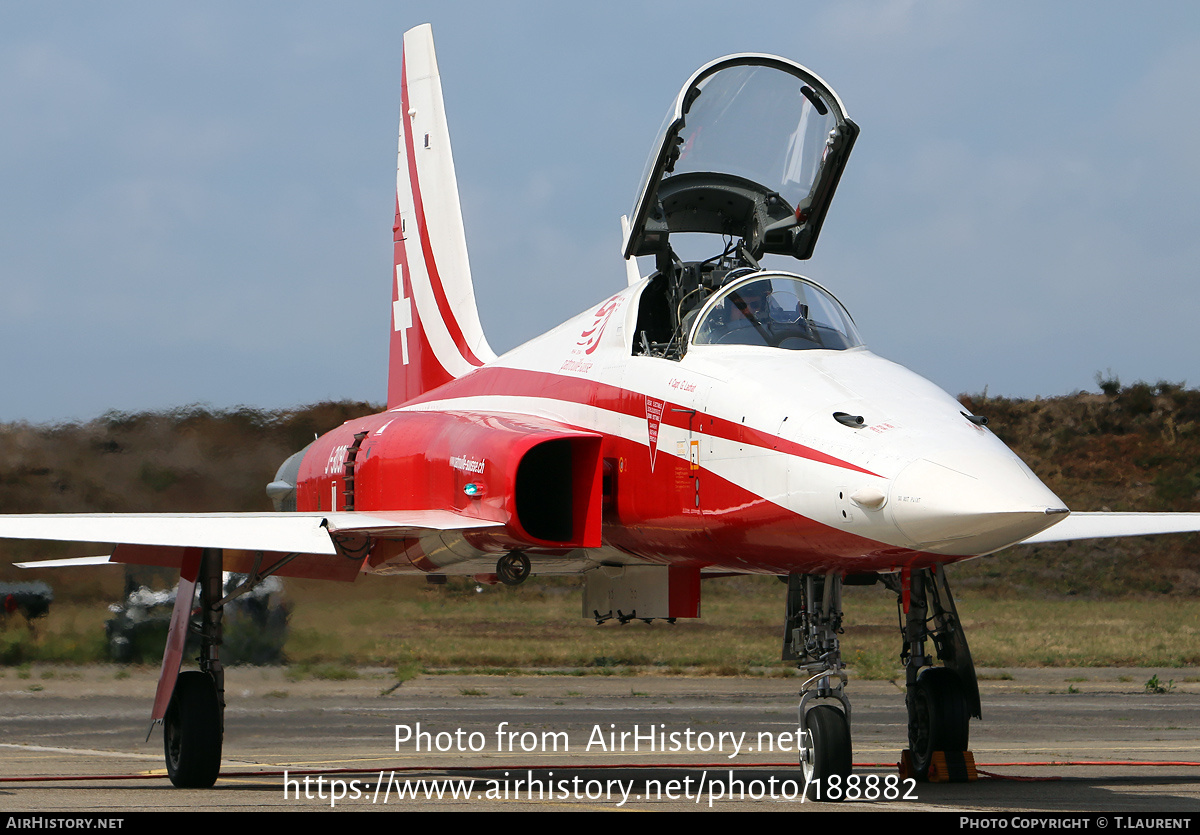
783;573;852;798
164;671;222;787
882;566;980;781
164;548;225;788
496;550;531;586
783;566;981;795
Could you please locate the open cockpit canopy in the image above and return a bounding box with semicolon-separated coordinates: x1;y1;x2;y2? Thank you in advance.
627;55;859;361
623;54;857;263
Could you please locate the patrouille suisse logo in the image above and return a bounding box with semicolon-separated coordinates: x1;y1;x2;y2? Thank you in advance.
576;296;621;355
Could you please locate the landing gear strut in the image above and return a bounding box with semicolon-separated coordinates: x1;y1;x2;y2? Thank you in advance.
783;573;852;798
883;566;979;781
164;547;225;788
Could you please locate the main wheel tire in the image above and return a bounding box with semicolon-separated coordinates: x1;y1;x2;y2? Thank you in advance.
800;705;852;801
907;666;970;781
496;552;531;586
164;671;222;788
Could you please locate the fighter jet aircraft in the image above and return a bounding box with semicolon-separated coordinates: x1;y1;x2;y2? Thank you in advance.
4;24;1200;794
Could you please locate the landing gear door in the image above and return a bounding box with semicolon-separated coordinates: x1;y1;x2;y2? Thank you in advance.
623;54;858;262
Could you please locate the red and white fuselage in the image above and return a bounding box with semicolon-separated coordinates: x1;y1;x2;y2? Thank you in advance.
286;26;1067;582
294;274;1066;579
18;25;1198;594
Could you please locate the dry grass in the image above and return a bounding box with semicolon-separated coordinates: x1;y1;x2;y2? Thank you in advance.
3;387;1200;593
283;576;784;672
273;575;1200;675
5;574;1200;673
0;402;380;575
3;391;1200;672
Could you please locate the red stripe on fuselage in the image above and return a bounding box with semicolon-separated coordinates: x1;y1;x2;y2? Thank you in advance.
400;55;484;369
596;432;929;573
400;365;880;477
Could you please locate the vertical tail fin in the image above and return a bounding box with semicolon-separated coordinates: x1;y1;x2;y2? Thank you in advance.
389;24;495;407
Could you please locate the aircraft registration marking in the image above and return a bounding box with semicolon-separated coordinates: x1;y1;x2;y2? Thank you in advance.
325;444;351;476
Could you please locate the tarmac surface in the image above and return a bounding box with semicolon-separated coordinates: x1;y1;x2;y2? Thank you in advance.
2;665;1200;812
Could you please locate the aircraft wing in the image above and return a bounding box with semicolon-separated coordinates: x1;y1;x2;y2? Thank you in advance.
1021;512;1200;544
0;511;503;569
0;512;340;555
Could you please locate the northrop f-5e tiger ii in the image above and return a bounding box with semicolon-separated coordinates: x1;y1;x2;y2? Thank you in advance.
4;24;1200;794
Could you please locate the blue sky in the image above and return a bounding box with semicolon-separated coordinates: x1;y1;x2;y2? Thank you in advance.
2;2;1199;422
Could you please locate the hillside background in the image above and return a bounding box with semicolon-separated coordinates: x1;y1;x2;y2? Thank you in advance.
1;380;1198;599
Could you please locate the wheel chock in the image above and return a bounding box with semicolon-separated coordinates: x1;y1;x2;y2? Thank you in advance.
927;751;977;783
898;749;977;783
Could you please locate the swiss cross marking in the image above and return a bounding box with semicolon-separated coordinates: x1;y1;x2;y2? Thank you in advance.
393;265;413;365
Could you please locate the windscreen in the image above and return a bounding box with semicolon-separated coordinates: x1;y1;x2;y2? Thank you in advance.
692;275;862;351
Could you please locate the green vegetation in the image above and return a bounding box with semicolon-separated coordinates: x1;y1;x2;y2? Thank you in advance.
0;402;379;571
284;662;360;682
8;576;1200;672
301;576;1200;673
1145;674;1175;694
0;385;1199;675
956;380;1200;596
978;671;1014;681
0;611;108;664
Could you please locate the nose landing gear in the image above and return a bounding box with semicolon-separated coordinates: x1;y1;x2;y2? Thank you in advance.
799;704;852;799
784;573;853;800
783;566;980;796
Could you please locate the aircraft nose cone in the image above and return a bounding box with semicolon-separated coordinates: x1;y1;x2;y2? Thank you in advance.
889;454;1068;555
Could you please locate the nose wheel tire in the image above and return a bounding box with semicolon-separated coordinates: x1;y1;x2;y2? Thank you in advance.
907;666;969;781
800;705;852;801
164;671;223;788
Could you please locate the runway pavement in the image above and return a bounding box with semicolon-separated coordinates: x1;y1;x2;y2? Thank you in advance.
2;665;1199;812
